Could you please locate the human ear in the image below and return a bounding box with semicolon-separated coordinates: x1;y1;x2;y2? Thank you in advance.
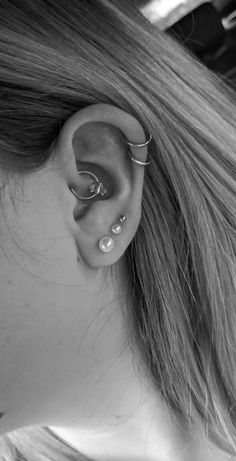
53;103;151;269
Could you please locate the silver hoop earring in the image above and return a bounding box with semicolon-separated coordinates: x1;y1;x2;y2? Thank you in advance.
127;132;152;148
69;170;107;201
126;132;152;166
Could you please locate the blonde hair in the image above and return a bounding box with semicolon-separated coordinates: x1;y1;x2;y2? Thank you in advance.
0;0;235;459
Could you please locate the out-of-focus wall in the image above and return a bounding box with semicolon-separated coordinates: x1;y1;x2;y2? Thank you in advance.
140;0;208;30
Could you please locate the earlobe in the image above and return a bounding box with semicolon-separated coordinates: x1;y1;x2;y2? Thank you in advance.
56;103;152;269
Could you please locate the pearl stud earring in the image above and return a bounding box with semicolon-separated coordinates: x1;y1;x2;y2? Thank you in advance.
98;215;128;253
98;236;115;253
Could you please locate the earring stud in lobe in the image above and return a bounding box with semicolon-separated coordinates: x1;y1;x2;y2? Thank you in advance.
98;214;127;253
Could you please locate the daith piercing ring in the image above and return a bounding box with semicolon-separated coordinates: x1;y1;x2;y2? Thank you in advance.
69;170;107;201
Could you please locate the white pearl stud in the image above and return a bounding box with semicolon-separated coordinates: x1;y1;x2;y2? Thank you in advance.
111;223;122;235
98;215;127;254
98;236;115;253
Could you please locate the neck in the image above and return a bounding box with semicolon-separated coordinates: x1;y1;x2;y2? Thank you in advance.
49;374;191;461
48;261;191;459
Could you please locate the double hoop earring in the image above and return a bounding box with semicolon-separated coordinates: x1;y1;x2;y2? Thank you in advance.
126;133;152;166
69;132;152;253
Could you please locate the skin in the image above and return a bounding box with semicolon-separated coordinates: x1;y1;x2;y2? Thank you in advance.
0;104;232;460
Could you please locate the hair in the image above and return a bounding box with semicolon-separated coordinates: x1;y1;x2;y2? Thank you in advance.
0;0;235;459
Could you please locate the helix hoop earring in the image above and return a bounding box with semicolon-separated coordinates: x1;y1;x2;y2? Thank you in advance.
127;133;152;148
127;132;152;166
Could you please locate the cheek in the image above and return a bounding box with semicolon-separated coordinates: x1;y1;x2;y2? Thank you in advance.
0;250;99;398
0;172;81;286
1;218;81;286
0;192;93;386
0;170;118;410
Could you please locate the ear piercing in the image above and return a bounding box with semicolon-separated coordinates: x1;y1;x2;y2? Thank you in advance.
127;132;152;166
70;130;152;254
110;214;127;235
98;215;127;253
69;170;107;201
98;236;115;253
69;133;152;203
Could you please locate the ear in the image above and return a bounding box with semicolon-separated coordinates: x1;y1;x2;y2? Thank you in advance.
53;104;151;269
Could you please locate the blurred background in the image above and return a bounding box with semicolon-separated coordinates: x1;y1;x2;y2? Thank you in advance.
129;0;236;89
